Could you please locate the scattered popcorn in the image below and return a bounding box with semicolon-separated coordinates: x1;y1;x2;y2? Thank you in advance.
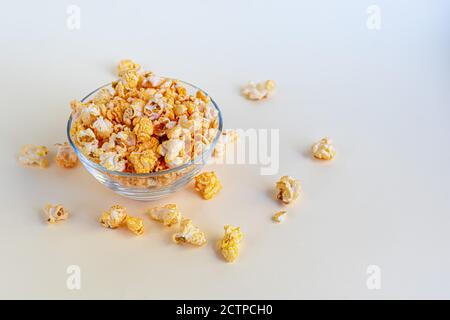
43;204;69;224
194;171;222;200
312;137;336;160
147;204;182;227
55;142;78;168
218;225;243;263
272;210;287;223
70;60;220;174
125;216;145;235
213;129;239;158
100;205;128;229
117;59;140;76
18;144;49;168
172;219;206;246
275;176;301;204
242;80;276;100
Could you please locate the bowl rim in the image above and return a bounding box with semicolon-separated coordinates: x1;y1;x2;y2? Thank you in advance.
67;79;223;178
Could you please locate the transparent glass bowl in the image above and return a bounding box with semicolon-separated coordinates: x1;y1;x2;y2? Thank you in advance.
67;80;223;201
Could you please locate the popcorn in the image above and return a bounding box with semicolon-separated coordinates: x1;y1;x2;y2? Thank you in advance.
145;74;165;88
172;219;206;246
80;104;100;125
194;171;222;200
43;204;69;224
18;144;49;168
70;60;220;174
272;210;287;223
196;90;210;103
147;204;182;227
120;69;139;89
92;117;114;139
93;88;113;104
117;59;140;76
213;129;239;158
100;205;128;229
99;151;126;172
55;142;78;168
125;216;144;235
157;139;189;168
133;117;154;143
312;137;336;160
242;80;276;100
218;225;243;263
76;128;97;144
275;176;301;204
129;150;158;173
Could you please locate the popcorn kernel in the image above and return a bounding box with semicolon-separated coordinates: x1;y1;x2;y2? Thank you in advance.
172;219;206;246
275;176;301;204
218;225;243;263
55;142;78;168
312;137;336;160
18;144;49;168
272;210;287;223
126;216;145;235
148;204;182;227
194;171;222;200
100;205;128;229
43;204;69;224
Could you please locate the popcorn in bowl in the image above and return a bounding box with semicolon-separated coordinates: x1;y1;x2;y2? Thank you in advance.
69;60;220;175
67;60;223;200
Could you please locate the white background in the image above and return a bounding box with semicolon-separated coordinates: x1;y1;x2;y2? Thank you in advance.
1;0;449;299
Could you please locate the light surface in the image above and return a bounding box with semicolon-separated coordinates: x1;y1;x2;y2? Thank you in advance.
1;0;449;299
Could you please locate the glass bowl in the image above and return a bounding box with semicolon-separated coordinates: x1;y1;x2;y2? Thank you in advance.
67;80;223;201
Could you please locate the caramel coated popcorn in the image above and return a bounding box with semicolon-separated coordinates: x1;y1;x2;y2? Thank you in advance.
117;59;140;75
126;216;144;235
218;225;243;263
213;129;239;158
172;219;206;246
18;144;49;168
70;60;219;174
148;204;182;227
272;210;287;223
242;80;276;100
275;176;301;204
312;137;336;160
55;142;78;168
43;204;69;224
100;205;128;229
194;171;222;200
